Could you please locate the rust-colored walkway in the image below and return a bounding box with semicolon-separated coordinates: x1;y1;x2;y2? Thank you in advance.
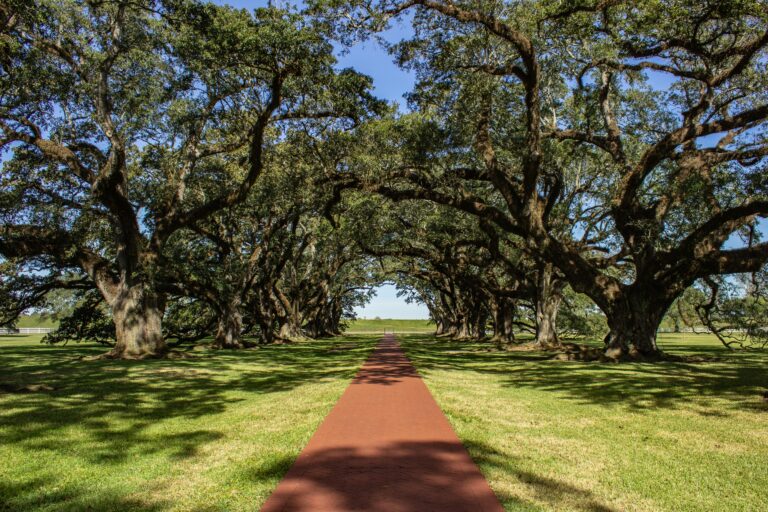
260;334;504;512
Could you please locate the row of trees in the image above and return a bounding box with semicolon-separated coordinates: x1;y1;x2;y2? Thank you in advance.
1;0;767;359
324;0;768;358
0;0;382;357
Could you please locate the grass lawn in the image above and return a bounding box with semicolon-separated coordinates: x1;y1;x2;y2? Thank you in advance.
2;331;766;512
0;334;378;511
344;318;433;333
399;333;768;512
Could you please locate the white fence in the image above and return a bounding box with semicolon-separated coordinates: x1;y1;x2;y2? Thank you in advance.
0;327;55;335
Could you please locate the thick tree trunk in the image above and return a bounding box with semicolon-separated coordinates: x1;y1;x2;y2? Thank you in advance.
473;309;487;340
454;313;473;340
502;305;515;340
254;291;278;344
260;322;276;344
535;293;561;347
328;300;343;335
277;318;303;341
434;318;446;336
214;302;243;349
452;308;485;341
603;295;668;359
490;300;515;344
535;264;563;348
107;282;166;359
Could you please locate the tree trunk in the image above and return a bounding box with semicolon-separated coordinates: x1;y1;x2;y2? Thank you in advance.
503;304;515;341
535;264;564;349
472;308;487;340
108;282;166;359
434;318;446;336
277;318;303;341
329;299;343;335
214;302;243;349
490;299;515;344
260;322;276;344
454;313;472;340
603;293;669;359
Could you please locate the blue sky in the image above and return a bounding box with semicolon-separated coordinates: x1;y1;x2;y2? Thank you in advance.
355;283;430;319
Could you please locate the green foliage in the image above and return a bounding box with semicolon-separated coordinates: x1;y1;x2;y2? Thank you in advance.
42;291;115;346
0;0;383;352
696;270;768;349
162;297;217;342
557;287;607;338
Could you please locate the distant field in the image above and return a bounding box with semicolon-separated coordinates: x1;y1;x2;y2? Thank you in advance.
344;318;434;333
13;315;58;328
13;316;431;333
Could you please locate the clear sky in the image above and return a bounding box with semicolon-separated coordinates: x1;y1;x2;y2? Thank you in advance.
354;283;430;319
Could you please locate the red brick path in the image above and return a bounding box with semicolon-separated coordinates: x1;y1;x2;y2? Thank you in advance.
260;334;504;512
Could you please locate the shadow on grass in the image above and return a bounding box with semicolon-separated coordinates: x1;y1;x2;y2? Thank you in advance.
0;335;378;510
465;439;620;512
0;478;170;512
398;335;768;414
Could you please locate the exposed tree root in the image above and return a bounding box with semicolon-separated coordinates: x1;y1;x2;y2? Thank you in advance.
81;350;166;361
0;382;55;393
548;343;720;363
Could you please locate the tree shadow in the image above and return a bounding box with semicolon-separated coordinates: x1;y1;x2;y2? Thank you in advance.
0;335;378;510
259;439;615;512
398;335;768;414
462;439;618;512
0;477;170;512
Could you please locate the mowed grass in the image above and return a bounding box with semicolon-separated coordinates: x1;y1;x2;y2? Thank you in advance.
345;318;433;333
399;333;768;512
0;334;378;511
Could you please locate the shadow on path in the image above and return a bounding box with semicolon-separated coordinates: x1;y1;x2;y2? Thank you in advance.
261;441;509;512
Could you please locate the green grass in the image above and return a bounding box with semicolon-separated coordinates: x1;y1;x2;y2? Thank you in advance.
13;315;58;328
0;334;378;511
345;318;433;333
3;331;766;512
399;333;768;512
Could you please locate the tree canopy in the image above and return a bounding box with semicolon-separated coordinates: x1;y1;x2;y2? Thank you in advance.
1;0;767;360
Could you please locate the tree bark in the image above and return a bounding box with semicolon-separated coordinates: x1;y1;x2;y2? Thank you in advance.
454;313;473;340
473;308;487;340
107;281;166;359
603;292;669;359
277;318;303;341
214;301;243;349
434;318;447;336
490;298;515;344
535;264;563;348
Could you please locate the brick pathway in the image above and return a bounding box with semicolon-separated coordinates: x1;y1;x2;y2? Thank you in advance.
260;334;504;512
